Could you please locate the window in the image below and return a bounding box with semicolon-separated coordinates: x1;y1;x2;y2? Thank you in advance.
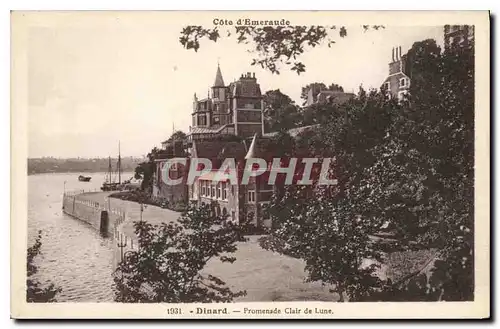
222;182;228;200
398;90;408;102
248;191;256;203
384;82;390;90
216;182;221;199
201;181;206;196
211;184;215;198
199;115;207;126
399;78;406;87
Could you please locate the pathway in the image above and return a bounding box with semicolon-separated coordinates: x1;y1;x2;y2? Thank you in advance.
90;192;337;302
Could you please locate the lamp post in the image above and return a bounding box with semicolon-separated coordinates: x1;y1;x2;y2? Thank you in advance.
120;250;136;302
117;233;127;264
117;233;128;302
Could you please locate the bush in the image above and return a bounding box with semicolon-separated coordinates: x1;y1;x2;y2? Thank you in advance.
113;203;246;302
27;230;62;302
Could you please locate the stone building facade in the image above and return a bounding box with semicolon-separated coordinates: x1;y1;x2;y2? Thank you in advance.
187;136;274;228
151;140;189;204
382;46;411;101
153;64;331;228
305;87;355;107
188;65;264;142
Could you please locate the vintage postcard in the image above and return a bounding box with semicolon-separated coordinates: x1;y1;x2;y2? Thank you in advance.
11;11;490;319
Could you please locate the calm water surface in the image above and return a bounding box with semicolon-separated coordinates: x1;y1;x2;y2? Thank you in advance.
28;172;135;302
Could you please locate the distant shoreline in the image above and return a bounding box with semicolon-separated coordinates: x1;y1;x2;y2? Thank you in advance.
28;157;144;176
28;170;136;176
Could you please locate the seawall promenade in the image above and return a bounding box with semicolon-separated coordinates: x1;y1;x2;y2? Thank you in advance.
62;190;131;267
62;190;181;268
62;191;126;236
61;190;337;301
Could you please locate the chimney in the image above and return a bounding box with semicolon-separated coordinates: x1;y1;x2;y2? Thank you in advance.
252;72;255;78
388;46;403;75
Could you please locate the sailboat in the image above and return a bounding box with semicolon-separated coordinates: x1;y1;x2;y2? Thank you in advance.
101;142;123;191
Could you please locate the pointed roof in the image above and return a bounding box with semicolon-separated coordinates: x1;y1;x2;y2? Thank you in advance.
245;134;258;159
213;64;225;87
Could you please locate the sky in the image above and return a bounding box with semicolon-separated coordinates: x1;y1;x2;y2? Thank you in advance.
27;15;444;158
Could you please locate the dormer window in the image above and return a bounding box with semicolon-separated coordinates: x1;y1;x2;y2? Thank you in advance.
399;77;410;88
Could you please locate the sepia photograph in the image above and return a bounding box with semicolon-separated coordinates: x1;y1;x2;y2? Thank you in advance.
10;11;490;319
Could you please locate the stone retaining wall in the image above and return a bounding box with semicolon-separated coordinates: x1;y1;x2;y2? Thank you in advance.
62;191;130;268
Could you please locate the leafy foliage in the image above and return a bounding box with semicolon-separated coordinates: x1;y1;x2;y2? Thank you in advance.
167;130;187;143
113;203;247;302
359;39;474;301
134;147;161;191
27;231;62;302
264;38;474;302
134;130;188;191
263;89;301;133
266;89;393;302
180;26;383;74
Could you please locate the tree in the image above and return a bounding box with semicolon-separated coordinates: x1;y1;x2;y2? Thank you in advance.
134;147;161;191
135;130;188;192
266;36;475;301
345;39;474;301
113;203;247;302
263;89;300;132
266;89;394;302
180;25;383;74
167;130;187;143
27;231;62;302
400;38;474;301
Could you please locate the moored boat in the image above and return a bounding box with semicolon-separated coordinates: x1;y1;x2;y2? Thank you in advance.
78;175;92;182
101;142;124;191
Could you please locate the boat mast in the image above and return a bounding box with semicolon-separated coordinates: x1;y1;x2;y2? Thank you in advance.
118;141;121;185
108;156;112;184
